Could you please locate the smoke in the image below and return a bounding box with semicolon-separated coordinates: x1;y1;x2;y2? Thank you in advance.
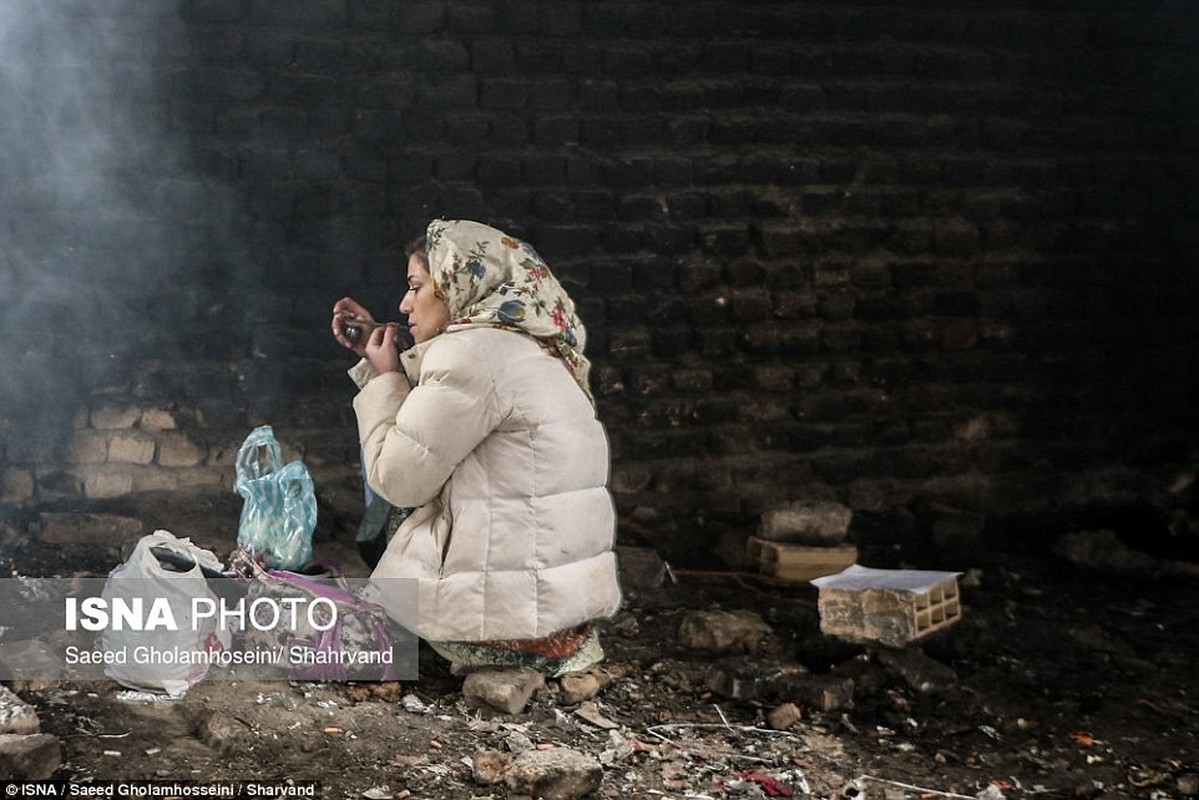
0;3;206;447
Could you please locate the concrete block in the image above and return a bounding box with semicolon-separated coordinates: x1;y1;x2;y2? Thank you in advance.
747;536;858;583
814;566;962;648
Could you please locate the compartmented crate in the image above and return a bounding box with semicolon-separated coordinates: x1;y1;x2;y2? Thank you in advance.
811;565;963;647
746;535;858;583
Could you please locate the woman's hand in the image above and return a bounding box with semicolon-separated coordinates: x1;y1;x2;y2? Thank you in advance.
331;297;374;357
364;323;403;374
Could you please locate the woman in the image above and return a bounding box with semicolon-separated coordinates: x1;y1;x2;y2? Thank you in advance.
330;219;622;676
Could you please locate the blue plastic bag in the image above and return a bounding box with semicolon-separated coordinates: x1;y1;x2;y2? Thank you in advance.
233;425;317;570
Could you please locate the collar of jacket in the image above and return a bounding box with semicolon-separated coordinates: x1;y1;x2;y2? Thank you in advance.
399;336;438;385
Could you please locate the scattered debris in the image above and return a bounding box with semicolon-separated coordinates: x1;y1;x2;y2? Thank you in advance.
3;491;1197;799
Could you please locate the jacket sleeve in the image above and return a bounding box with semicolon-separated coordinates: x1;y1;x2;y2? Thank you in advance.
353;337;502;508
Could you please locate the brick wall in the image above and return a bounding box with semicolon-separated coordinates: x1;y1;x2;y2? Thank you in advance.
1;1;1196;559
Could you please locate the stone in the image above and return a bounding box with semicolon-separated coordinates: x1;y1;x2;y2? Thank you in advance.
766;702;802;731
107;431;157;465
462;669;545;715
757;500;853;545
556;669;609;705
0;686;39;735
156;431;206;467
504;747;603;800
66;431;108;464
140;408;179;431
615;545;666;590
472;749;512;785
0;733;61;780
81;467;136;499
677;609;773;654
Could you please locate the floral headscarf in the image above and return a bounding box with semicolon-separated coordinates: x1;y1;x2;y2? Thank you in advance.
424;219;594;404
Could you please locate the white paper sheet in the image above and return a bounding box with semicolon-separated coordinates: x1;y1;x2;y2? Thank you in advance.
809;564;961;593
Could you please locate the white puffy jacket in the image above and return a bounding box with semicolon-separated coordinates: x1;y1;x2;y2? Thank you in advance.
352;326;622;642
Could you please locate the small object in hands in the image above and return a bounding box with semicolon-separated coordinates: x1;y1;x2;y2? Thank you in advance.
339;316;387;342
339;316;413;350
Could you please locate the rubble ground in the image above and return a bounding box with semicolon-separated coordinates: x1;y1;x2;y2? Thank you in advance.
1;492;1197;799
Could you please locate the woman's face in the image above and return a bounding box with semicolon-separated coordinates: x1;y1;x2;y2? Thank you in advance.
399;253;450;344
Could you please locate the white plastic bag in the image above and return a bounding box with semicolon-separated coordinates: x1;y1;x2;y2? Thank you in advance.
100;530;231;696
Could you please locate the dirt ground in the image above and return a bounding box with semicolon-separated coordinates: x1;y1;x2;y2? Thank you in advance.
2;491;1197;799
